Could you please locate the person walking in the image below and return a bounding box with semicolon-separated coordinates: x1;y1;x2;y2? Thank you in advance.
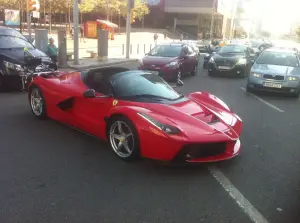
154;33;158;45
80;25;86;43
46;38;58;70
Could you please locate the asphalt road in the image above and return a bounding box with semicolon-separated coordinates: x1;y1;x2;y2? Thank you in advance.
1;56;300;223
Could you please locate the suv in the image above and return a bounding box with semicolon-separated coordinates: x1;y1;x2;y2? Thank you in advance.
0;27;54;91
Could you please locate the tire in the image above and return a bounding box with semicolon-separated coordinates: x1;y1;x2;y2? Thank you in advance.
292;89;300;98
246;85;252;93
0;74;4;92
29;86;47;119
191;65;197;76
108;116;140;162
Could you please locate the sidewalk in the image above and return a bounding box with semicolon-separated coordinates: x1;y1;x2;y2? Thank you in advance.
66;58;138;70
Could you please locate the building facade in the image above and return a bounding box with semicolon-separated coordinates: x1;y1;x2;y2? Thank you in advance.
161;0;235;39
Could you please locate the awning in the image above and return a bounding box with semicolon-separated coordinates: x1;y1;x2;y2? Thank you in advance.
96;20;118;28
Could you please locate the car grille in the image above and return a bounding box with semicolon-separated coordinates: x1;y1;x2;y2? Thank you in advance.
215;60;235;67
173;142;227;162
263;74;285;81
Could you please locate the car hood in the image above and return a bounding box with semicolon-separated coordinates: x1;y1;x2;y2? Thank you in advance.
213;53;245;63
142;56;177;66
251;63;300;75
0;48;51;65
140;97;240;141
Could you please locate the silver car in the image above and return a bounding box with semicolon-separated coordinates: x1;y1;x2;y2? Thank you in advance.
246;47;300;97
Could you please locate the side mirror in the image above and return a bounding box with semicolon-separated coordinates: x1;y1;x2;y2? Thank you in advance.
83;89;96;98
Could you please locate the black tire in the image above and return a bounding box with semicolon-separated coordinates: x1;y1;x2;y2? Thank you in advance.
29;86;47;119
0;74;4;92
191;65;197;76
107;116;140;162
292;89;300;98
246;85;252;93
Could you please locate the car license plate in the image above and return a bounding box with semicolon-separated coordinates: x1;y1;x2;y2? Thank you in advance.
218;66;231;70
263;82;282;88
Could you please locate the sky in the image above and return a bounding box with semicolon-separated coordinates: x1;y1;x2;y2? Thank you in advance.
241;0;300;34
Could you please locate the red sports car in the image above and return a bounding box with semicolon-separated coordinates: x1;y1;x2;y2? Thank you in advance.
28;67;242;163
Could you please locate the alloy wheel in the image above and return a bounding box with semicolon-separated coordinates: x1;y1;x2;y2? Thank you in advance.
109;121;135;158
30;88;44;116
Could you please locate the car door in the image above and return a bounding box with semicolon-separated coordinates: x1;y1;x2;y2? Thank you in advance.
72;80;114;139
186;46;196;72
179;46;189;74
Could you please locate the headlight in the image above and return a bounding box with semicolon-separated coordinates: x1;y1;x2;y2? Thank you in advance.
137;112;181;134
287;76;299;81
3;60;24;72
209;57;214;63
236;58;247;65
251;72;261;78
165;61;179;68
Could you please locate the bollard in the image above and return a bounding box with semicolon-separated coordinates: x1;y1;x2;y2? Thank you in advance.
130;44;132;54
122;44;125;55
137;44;139;54
144;44;146;54
34;29;48;53
97;29;108;61
57;29;68;68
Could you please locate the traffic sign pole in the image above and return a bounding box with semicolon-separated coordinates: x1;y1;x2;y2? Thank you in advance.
73;0;79;65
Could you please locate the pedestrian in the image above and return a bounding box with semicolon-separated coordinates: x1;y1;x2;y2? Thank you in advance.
154;33;158;45
180;33;183;41
164;33;167;40
70;28;74;40
46;38;58;70
80;25;86;43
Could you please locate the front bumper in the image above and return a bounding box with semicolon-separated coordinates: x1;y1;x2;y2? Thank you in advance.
208;62;247;76
138;127;241;163
247;76;300;94
138;65;180;81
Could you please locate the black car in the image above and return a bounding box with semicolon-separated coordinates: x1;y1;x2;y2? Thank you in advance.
207;44;256;77
0;27;54;91
203;45;220;69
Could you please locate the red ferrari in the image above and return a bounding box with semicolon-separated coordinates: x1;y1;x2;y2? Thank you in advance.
28;67;243;163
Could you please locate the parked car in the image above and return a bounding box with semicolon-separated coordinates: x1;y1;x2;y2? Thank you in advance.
246;47;300;97
28;66;243;163
0;27;55;91
138;43;198;81
203;45;220;69
207;44;256;77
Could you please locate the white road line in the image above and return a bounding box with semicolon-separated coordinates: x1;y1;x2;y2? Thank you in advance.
208;166;270;223
240;87;284;112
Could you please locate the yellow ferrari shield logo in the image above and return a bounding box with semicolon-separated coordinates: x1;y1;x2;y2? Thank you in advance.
113;100;118;106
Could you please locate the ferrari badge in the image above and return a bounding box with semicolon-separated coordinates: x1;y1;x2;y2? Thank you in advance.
113;100;118;106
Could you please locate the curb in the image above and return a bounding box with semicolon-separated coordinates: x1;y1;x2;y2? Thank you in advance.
67;59;138;70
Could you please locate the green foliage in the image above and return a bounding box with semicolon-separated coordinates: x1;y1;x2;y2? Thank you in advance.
0;0;149;21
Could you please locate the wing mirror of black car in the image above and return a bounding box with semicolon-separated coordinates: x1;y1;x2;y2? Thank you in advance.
83;89;96;98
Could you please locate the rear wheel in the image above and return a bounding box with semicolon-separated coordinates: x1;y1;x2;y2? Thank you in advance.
108;116;140;162
30;86;47;119
0;74;4;92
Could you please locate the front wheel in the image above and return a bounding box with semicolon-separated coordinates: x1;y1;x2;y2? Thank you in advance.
108;116;140;162
30;86;47;119
191;65;197;76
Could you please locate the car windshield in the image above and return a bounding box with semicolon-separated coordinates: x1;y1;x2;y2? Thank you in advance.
256;51;299;67
148;45;182;57
0;35;35;50
218;45;247;54
111;72;182;100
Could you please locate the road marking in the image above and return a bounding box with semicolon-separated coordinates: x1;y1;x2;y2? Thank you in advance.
240;87;284;112
208;166;270;223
